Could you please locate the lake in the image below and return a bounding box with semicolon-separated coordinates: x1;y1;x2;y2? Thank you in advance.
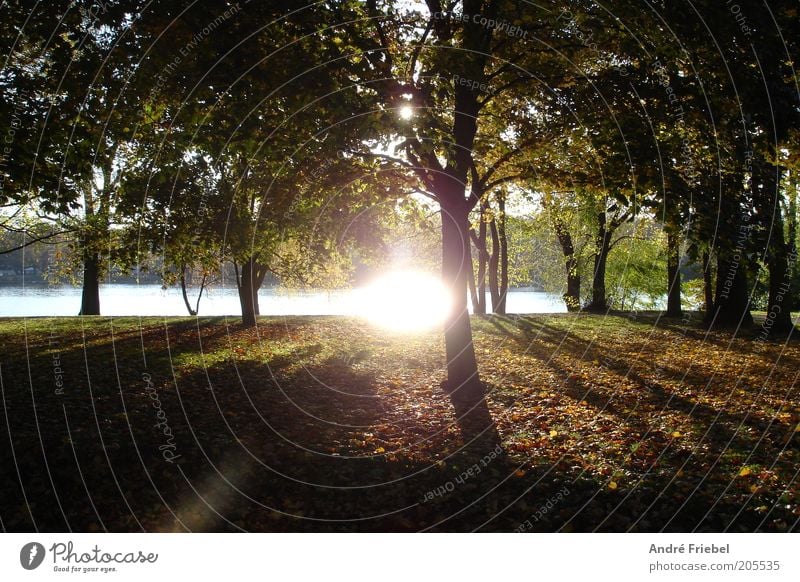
0;284;567;317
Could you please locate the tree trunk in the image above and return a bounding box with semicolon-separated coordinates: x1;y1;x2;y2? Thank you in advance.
788;171;799;310
195;273;207;315
434;28;498;449
79;253;101;315
702;250;714;314
468;257;479;315
552;214;581;312
710;253;753;327
666;230;682;317
765;234;794;334
566;263;581;312
762;166;794;334
586;211;611;312
439;196;496;447
238;257;266;327
475;201;488;314
180;264;197;316
488;215;500;312
497;193;508;315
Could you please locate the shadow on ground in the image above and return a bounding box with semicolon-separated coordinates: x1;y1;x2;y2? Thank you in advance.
0;315;797;532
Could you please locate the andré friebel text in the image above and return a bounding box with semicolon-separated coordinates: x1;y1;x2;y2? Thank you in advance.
650;544;730;554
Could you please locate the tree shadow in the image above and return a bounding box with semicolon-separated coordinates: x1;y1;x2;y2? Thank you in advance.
473;315;798;531
0;317;796;533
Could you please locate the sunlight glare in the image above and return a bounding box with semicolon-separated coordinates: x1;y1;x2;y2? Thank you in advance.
358;271;451;333
398;104;414;120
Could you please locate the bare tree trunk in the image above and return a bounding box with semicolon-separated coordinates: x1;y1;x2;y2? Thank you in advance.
180;264;197;316
710;253;753;328
180;265;208;316
195;273;207;315
497;193;508;315
586;211;611;312
551;210;581;311
441;199;482;397
488;214;500;312
565;267;581;312
431;12;499;448
440;196;497;448
238;256;266;327
788;171;799;311
762;164;794;334
468;257;479;315
79;253;101;315
474;201;489;314
666;230;682;317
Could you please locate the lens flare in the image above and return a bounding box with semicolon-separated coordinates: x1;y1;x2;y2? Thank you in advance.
398;104;414;120
357;271;451;333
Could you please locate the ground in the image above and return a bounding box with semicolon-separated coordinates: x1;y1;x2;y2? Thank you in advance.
0;313;798;532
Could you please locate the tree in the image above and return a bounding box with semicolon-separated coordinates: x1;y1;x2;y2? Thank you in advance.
541;192;583;311
120;1;388;326
1;0;160;314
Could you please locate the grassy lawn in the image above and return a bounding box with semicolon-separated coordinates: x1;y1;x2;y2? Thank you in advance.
0;313;798;532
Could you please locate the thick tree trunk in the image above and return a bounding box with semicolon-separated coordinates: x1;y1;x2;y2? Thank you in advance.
710;254;753;327
79;253;101;315
552;215;581;312
433;26;499;449
762;166;795;334
788;172;799;310
439;197;496;448
666;230;682;317
586;211;611;312
440;199;483;398
566;265;581;312
497;194;508;315
238;257;265;328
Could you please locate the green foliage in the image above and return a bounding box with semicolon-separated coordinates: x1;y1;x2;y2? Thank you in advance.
604;223;667;310
2;0;798;319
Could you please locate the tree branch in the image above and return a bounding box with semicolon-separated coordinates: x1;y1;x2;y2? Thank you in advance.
0;230;74;255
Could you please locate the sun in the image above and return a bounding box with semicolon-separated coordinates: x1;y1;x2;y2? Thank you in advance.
398;104;414;120
357;270;452;333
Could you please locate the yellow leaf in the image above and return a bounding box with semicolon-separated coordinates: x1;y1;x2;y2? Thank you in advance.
609;481;618;490
549;430;558;438
739;467;752;477
671;431;682;438
374;447;385;454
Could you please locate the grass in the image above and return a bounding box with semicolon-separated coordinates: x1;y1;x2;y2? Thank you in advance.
0;312;798;532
